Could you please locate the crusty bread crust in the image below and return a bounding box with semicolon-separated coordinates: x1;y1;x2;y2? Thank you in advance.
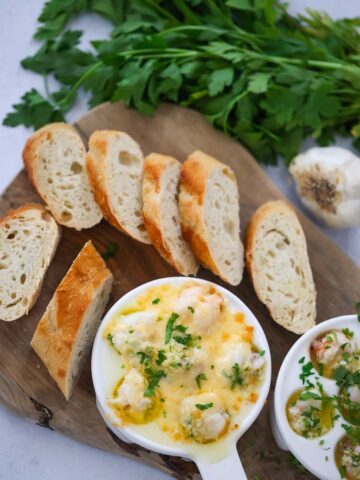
245;200;295;275
179;150;240;283
143;154;173;261
245;200;316;334
85;132;123;231
143;153;198;275
180;151;221;277
23;122;102;229
31;241;113;399
86;130;150;243
0;203;61;321
23;123;72;194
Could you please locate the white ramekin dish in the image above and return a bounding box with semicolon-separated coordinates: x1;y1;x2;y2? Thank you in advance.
272;314;359;480
92;277;272;480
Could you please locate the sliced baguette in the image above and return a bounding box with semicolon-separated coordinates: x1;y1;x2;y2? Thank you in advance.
31;241;113;400
86;130;150;244
245;200;316;334
143;153;198;275
179;150;244;286
23;123;102;230
0;204;60;322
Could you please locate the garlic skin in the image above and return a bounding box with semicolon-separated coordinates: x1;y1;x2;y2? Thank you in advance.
290;147;360;228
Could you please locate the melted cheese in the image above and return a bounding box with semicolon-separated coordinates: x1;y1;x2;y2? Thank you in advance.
104;281;265;444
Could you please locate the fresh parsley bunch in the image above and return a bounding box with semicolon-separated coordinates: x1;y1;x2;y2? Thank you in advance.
4;0;360;164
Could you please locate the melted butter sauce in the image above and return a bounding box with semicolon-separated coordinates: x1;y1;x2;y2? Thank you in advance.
101;281;265;458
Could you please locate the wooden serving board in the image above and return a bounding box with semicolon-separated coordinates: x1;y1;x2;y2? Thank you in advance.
0;102;359;480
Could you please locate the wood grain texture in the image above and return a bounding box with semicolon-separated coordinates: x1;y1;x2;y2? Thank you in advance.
0;102;359;480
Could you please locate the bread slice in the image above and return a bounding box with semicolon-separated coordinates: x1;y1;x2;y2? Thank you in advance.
143;153;198;275
179;150;244;286
31;241;113;400
0;204;60;322
86;130;150;244
23;123;102;230
245;200;316;334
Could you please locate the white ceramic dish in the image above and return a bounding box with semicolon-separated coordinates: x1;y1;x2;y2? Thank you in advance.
92;277;271;480
272;314;359;480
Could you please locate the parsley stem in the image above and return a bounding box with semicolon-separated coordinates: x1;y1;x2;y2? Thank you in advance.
58;61;103;107
172;0;202;25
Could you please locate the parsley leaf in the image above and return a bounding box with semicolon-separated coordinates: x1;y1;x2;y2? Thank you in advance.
4;1;360;165
195;373;208;389
195;402;213;411
224;363;244;389
3;89;64;129
156;349;167;366
152;298;161;304
144;368;166;398
165;312;179;344
101;241;117;259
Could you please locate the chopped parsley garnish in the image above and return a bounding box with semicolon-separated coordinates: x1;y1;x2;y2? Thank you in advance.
136;350;152;366
101;241;117;260
195;373;208;389
259;350;265;356
144;368;166;397
165;312;179;344
152;298;161;304
188;306;194;313
195;402;213;411
298;356;305;364
174;324;187;332
224;363;244;389
107;333;114;345
299;391;321;401
342;327;354;338
342;424;360;443
300;361;314;384
356;302;360;322
156;349;167;366
334;365;360;388
339;465;346;478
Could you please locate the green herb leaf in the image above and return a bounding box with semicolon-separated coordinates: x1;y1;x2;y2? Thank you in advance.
195;372;208;389
4;1;360;163
101;241;117;259
3;89;64;129
165;312;179;344
156;349;167;366
342;327;354;338
152;298;161;304
195;402;213;410
144;368;166;397
224;363;244;389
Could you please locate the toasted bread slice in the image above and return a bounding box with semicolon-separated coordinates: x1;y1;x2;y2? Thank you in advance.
179;150;244;286
143;153;198;275
0;204;60;322
23;123;102;230
86;130;150;244
31;241;113;400
245;200;316;334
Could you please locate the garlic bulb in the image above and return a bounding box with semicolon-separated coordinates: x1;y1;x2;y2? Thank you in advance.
290;147;360;228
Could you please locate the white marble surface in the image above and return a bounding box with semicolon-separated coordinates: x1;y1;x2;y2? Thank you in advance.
0;1;358;479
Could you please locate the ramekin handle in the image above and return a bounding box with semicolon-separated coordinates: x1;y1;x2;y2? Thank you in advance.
195;446;247;480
